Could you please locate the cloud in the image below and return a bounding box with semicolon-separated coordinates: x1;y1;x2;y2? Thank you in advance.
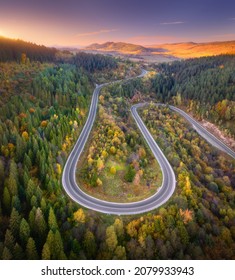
160;21;184;25
75;28;118;37
230;17;235;20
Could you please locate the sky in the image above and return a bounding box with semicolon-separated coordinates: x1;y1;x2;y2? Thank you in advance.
0;0;235;47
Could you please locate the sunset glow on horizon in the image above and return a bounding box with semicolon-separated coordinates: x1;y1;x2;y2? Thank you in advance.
0;0;235;47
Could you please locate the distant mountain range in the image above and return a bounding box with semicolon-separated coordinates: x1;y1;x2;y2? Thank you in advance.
85;40;235;61
86;41;151;54
1;35;234;63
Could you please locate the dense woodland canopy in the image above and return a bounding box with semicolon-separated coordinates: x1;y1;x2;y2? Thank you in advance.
0;39;234;260
72;52;118;73
152;55;235;103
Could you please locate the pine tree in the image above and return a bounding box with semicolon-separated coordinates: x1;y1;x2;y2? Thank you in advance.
11;195;21;212
26;179;36;203
9;208;21;238
23;154;32;170
35;208;47;241
13;243;25;260
46;230;54;253
28;206;37;231
4;229;15;252
40;198;47;213
53;230;64;259
48;207;58;231
42;243;51;260
3;186;11;214
19;218;30;245
26;237;38;260
8;175;18;196
2;247;13;260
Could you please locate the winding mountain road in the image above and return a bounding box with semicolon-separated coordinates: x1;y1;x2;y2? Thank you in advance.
62;70;235;215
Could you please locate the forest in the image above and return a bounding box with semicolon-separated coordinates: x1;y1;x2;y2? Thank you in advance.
0;38;235;260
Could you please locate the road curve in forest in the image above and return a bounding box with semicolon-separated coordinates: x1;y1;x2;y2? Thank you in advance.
62;70;176;215
169;105;235;159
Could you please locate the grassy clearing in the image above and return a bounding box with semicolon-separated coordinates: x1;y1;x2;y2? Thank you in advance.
77;147;162;203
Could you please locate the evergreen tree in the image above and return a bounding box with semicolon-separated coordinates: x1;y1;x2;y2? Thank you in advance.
4;229;15;252
26;237;38;260
48;207;58;231
53;230;65;259
9;208;21;238
3;186;11;214
35;208;47;241
2;247;13;260
13;243;25;260
19;218;30;245
42;243;51;260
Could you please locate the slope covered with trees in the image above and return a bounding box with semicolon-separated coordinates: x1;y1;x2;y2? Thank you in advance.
151;55;235;137
0;37;57;62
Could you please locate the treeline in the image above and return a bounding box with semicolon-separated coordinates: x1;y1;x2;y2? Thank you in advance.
72;52;117;73
0;37;57;62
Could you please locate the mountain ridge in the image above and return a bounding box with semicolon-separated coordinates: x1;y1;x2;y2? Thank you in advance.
86;41;150;54
85;40;235;59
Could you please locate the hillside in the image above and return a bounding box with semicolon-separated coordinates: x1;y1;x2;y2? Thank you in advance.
0;36;57;62
86;41;150;54
149;40;235;58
